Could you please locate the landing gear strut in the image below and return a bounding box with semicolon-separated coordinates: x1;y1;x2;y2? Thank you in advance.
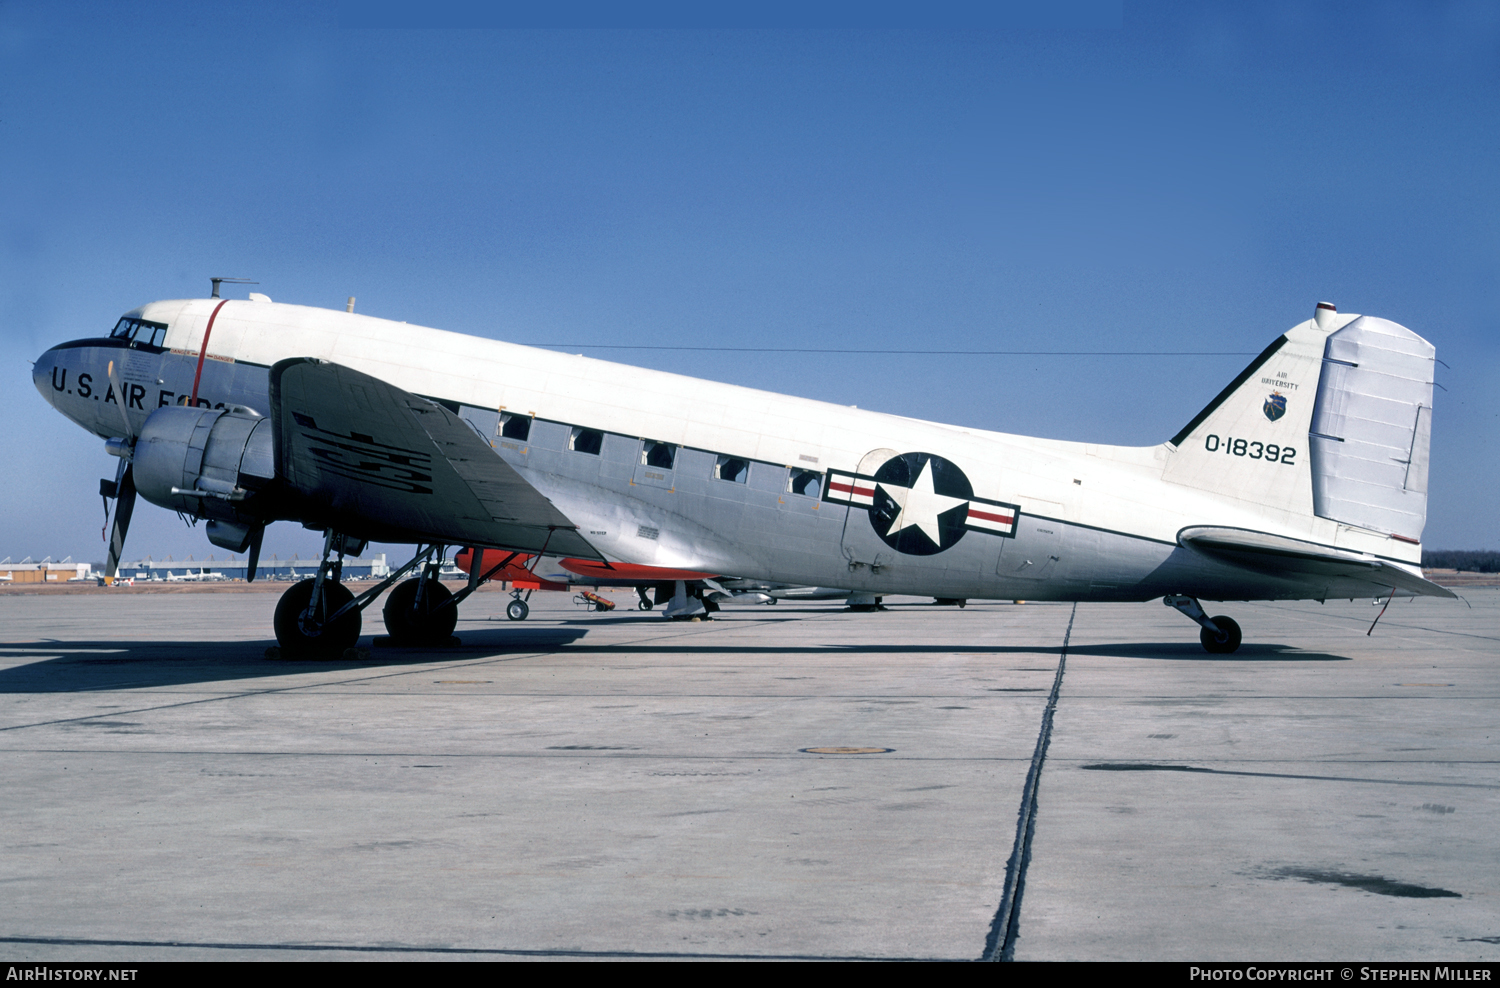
272;531;364;656
269;540;553;657
382;551;458;644
272;538;444;655
506;593;530;621
663;580;714;620
1165;595;1242;654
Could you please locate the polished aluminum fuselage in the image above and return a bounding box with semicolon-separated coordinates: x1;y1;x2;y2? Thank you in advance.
34;297;1427;602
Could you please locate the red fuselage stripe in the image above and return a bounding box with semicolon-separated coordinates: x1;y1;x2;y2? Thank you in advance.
190;299;230;406
967;508;1014;525
830;482;875;498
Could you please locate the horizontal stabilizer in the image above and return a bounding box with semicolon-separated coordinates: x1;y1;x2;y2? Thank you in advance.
1178;526;1455;599
270;358;602;558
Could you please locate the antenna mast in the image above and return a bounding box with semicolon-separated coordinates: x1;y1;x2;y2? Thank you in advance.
210;277;258;299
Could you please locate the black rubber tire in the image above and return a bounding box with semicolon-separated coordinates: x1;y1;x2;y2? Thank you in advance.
638;599;653;611
382;579;457;644
506;598;529;621
274;579;361;656
1200;615;1242;654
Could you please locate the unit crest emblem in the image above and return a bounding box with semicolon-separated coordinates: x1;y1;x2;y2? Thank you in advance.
1263;391;1287;422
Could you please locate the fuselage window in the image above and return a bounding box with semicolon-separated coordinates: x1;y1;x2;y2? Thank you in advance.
501;414;532;441
788;468;822;498
715;455;749;483
570;427;603;455
642;441;676;469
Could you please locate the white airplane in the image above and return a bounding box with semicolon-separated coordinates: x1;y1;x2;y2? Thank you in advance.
33;289;1451;654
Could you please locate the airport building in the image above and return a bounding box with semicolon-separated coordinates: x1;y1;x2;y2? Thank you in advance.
111;554;396;583
0;558;92;583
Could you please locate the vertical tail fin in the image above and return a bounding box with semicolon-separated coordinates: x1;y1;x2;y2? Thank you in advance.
1162;304;1436;544
1161;310;1326;516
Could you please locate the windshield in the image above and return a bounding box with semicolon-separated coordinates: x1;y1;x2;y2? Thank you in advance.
109;317;168;347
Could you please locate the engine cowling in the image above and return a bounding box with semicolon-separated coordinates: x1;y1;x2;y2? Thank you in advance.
131;405;277;543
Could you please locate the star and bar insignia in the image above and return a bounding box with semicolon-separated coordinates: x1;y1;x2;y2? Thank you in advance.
824;451;1019;556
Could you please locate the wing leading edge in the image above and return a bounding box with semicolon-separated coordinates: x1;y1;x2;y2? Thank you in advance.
1178;526;1455;599
270;358;601;559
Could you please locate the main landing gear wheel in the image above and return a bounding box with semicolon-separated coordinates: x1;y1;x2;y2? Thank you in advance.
382;578;458;644
506;598;530;621
274;579;361;656
1200;615;1242;654
638;599;653;611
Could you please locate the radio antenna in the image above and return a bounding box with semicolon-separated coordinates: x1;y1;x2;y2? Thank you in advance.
210;277;258;299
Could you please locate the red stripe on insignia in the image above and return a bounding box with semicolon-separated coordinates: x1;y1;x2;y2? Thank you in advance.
830;482;876;497
968;508;1013;524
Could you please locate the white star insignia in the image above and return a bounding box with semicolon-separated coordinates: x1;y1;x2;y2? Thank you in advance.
879;458;968;545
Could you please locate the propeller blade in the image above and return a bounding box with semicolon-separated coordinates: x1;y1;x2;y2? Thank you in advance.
246;523;264;583
105;359;135;439
105;464;136;579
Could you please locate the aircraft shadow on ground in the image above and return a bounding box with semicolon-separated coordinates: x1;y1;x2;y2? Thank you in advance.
520;605;855;625
0;634;1348;694
1065;642;1351;661
0;627;589;693
533;641;1352;661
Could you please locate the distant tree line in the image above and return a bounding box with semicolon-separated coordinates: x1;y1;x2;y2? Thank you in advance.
1422;550;1500;572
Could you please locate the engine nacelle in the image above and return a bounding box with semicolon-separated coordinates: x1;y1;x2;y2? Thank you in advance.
132;405;276;529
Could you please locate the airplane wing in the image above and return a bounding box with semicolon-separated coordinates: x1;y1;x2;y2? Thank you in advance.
1178;526;1456;598
270;358;602;559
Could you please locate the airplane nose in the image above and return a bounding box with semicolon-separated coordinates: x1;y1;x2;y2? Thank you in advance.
33;346;61;409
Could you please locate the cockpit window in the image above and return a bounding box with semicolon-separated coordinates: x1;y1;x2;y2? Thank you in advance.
110;317;168;348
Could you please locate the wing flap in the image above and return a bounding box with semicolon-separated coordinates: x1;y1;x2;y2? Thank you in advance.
271;358;602;558
1178;526;1455;598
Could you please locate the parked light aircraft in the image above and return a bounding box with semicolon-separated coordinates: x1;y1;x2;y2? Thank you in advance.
33;291;1451;654
456;548;868;621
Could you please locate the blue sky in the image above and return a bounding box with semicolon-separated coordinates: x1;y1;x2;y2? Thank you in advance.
3;1;1496;565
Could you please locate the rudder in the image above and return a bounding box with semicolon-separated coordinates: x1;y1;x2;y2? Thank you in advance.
1307;316;1434;542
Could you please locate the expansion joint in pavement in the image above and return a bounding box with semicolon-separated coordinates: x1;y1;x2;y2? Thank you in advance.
981;601;1076;962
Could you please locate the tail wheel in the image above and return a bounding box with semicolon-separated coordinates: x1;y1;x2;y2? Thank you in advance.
274;579;361;656
638;600;653;611
382;579;458;644
506;598;529;621
1200;615;1242;654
